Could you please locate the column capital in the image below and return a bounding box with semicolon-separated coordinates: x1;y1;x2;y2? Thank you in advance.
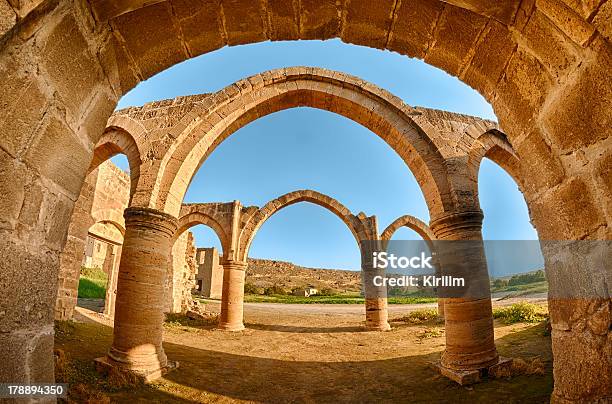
221;260;248;270
429;210;484;240
124;207;178;237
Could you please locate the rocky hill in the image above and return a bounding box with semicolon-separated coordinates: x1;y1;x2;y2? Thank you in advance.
245;258;362;292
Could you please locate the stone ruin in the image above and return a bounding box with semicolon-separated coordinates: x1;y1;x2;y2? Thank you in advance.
1;4;610;398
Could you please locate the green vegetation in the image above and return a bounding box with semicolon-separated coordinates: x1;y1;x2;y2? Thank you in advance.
244;282;262;295
492;270;548;293
241;293;436;304
77;267;107;299
493;302;548;324
263;284;287;295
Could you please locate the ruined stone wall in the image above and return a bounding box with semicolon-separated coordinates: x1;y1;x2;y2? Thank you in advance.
195;247;223;299
169;231;197;312
56;160;128;320
55;169;98;320
91;160;130;224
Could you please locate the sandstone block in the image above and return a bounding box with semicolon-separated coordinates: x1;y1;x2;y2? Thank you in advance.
112;2;185;79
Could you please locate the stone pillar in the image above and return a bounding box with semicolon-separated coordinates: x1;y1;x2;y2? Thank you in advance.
430;210;501;383
96;207;177;381
103;245;121;318
362;269;391;331
361;241;391;331
218;260;247;331
437;299;445;317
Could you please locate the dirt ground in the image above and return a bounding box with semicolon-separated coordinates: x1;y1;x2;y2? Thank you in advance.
56;302;553;403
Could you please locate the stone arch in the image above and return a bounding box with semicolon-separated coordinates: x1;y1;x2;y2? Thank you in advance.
154;68;452;219
381;215;435;244
2;2;610;399
91;209;126;237
89;115;146;203
467;128;523;190
175;212;229;258
238;190;374;262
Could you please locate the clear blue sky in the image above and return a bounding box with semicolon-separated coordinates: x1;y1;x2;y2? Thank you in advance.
113;39;538;270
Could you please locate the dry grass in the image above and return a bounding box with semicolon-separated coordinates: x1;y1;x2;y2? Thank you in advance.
164;312;220;331
417;327;444;340
491;357;546;380
392;308;442;325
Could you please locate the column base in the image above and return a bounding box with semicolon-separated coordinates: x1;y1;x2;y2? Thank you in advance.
217;322;245;332
94;356;179;383
436;357;513;385
365;322;391;331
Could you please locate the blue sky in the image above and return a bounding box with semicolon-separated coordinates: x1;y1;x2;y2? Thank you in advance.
113;39;538;270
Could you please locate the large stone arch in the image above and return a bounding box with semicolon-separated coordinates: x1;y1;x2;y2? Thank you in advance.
1;1;610;400
238;190;377;262
151;68;451;219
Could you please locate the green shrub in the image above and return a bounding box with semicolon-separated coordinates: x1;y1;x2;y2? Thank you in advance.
244;282;261;295
493;302;548;324
263;284;287;296
507;270;546;286
492;278;509;289
317;288;337;296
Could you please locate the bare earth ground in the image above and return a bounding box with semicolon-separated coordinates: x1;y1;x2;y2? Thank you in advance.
58;301;552;403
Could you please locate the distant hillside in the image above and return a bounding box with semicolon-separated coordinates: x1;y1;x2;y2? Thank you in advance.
491;268;546;281
246;258;362;292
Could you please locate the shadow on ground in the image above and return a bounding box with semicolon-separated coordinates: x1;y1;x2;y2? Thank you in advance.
56;314;552;403
244;323;365;333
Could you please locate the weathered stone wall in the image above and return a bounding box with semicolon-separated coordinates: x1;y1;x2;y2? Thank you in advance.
195;247;223;299
55;160;128;320
169;231;197;313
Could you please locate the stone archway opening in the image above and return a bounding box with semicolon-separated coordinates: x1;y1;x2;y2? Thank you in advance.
1;2;609;401
170;222;225;312
242;199;366;328
477;155;548;305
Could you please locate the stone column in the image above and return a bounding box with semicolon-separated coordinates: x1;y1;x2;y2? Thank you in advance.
218;260;247;331
430;210;501;383
96;207;177;381
361;242;391;331
437;299;445;317
103;245;121;319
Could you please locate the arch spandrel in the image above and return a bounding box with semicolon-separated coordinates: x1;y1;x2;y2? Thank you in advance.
175;203;237;257
152;67;453;218
90;209;126;237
